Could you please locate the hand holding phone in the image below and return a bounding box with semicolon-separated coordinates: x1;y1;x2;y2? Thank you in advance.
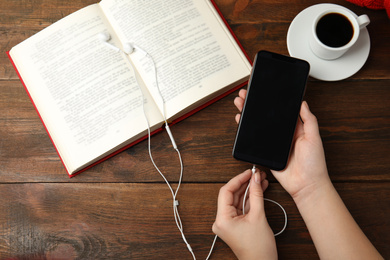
233;50;310;170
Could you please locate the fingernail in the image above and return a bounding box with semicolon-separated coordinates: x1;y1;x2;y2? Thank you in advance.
254;172;260;184
304;101;310;111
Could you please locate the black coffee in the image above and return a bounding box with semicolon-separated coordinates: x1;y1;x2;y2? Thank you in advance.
316;13;354;48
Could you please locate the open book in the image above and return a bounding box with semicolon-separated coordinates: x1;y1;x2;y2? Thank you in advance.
8;0;252;177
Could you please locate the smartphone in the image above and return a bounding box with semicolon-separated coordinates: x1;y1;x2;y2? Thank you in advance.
233;50;310;170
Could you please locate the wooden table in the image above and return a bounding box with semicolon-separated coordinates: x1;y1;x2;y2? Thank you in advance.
1;0;389;259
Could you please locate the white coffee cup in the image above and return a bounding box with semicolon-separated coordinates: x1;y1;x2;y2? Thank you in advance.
309;5;370;60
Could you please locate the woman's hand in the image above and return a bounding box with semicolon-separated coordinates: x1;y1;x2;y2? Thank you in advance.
234;89;331;201
212;169;277;260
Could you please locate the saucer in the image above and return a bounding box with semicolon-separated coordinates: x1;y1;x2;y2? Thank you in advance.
287;4;370;81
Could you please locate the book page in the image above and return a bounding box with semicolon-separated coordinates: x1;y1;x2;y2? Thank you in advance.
10;4;163;174
100;0;251;120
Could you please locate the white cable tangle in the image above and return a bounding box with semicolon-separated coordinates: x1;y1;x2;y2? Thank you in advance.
99;34;287;259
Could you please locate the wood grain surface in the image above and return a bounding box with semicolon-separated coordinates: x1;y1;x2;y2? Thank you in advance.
1;0;389;259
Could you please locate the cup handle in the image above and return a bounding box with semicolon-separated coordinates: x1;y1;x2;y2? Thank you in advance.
357;14;370;28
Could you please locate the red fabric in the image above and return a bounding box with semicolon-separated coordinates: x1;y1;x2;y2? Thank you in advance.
346;0;390;17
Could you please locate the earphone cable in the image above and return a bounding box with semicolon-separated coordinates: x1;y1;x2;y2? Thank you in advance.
123;50;195;259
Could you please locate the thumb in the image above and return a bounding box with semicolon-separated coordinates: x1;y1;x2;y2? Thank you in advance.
248;171;265;218
300;101;320;139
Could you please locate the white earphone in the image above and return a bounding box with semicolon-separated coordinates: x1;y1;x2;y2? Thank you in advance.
99;32;147;56
99;32;122;52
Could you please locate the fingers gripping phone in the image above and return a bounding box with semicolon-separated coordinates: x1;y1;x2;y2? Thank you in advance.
233;50;310;171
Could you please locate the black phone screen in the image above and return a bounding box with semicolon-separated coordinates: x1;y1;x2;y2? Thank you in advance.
233;51;310;170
